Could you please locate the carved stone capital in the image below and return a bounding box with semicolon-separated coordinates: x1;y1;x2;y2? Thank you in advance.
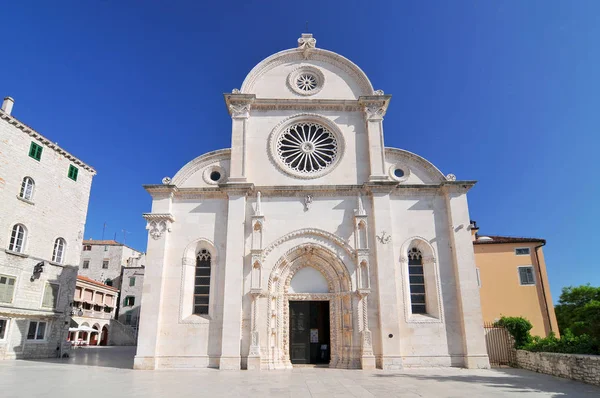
143;213;174;240
358;95;392;121
223;93;255;118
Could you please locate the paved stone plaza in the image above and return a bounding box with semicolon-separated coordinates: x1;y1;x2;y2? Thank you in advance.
0;347;599;397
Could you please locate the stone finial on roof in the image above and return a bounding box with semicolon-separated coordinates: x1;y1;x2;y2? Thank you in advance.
356;193;366;216
298;33;316;59
255;191;262;216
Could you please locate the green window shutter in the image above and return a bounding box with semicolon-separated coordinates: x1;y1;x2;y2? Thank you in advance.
0;276;16;303
29;142;43;161
68;165;79;181
42;283;59;308
129;277;135;287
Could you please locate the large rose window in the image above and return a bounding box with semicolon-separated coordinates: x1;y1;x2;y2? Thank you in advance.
276;122;338;175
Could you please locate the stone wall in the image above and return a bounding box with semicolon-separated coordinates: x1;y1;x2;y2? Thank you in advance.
108;319;137;346
516;350;600;386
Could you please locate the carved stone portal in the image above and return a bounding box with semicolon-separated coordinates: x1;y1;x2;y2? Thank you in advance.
266;243;360;369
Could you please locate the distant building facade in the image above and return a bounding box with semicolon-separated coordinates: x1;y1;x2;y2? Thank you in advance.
77;240;145;344
70;276;118;346
79;240;144;287
472;223;559;337
118;266;144;332
0;97;96;359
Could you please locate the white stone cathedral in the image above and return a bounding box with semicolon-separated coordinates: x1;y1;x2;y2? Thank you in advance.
134;34;490;371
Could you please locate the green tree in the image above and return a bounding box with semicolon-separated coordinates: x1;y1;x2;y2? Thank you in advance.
554;284;600;340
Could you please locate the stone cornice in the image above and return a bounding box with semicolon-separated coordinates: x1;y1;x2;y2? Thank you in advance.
0;109;96;174
143;182;476;199
142;213;175;223
252;98;363;112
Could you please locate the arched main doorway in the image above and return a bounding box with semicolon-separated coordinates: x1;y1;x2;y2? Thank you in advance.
90;324;100;345
266;244;359;369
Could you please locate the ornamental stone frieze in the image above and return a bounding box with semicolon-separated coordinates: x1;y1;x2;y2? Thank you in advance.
143;213;175;240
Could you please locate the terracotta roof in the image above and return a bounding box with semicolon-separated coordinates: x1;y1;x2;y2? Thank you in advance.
473;235;546;245
82;240;123;246
76;275;119;291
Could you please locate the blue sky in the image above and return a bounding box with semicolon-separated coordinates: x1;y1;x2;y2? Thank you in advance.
2;1;598;302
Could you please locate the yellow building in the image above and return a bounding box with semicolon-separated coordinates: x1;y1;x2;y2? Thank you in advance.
471;222;559;337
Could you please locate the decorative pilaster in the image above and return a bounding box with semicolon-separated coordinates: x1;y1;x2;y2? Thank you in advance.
359;95;392;182
224;92;256;183
358;290;375;370
134;211;175;370
248;191;264;369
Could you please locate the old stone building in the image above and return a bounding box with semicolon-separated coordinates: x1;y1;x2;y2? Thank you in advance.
118;265;144;332
80;239;144;287
135;34;490;370
70;276;118;346
0;97;96;359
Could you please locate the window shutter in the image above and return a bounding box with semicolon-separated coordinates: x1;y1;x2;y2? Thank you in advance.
0;277;15;303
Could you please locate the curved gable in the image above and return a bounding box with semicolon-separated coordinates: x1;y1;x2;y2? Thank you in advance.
384;148;447;184
172;149;231;187
240;48;375;100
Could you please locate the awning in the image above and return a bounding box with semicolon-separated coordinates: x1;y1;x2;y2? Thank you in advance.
68;326;99;333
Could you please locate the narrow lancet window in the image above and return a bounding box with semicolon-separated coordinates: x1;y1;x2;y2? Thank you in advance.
193;249;211;315
408;248;426;314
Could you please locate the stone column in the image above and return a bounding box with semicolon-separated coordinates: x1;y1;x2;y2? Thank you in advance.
369;185;404;370
219;188;250;369
359;291;376;369
359;95;391;182
133;208;175;370
247;290;262;370
443;185;490;369
226;93;255;183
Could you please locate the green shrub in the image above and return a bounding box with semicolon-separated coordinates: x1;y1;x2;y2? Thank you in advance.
522;330;600;355
495;316;533;348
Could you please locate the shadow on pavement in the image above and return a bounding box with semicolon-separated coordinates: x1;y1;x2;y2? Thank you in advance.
22;346;136;370
372;367;600;397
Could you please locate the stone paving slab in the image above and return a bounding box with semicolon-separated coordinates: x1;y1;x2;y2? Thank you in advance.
0;347;599;397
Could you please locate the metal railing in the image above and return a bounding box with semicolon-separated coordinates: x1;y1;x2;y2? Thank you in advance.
484;322;516;367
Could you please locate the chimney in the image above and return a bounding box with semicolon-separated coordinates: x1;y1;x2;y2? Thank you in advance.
469;220;479;242
1;97;14;115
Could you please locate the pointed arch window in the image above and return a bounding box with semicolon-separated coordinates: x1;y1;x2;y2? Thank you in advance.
194;249;211;315
8;224;27;253
408;248;426;314
52;238;66;264
20;177;35;201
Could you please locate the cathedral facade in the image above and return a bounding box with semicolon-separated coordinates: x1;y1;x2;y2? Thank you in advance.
134;34;490;370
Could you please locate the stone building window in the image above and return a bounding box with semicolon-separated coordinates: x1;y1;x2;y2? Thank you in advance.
52;238;66;264
27;321;46;340
0;275;16;304
29;142;43;161
518;266;535;285
129;277;135;287
82;260;89;269
102;260;109;269
408;248;426;314
193;249;211;315
68;165;79;181
83;245;92;251
515;247;530;256
124;296;135;307
42;283;59;309
8;224;27;253
19;177;35;201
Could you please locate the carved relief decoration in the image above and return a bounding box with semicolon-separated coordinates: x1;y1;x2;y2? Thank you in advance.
143;213;174;240
262;228;355;260
266;243;359;369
